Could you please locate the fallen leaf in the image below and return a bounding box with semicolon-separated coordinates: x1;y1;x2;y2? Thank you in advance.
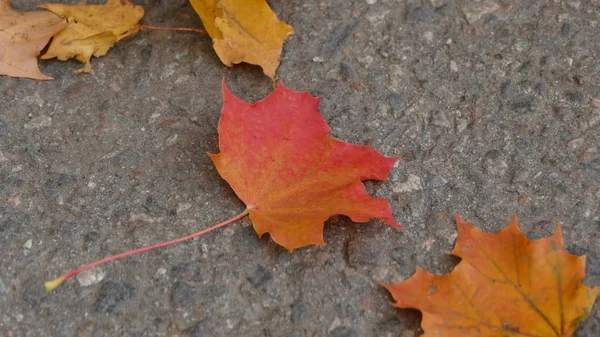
209;82;400;251
0;0;67;80
45;82;401;291
381;214;599;337
189;0;293;79
38;0;144;73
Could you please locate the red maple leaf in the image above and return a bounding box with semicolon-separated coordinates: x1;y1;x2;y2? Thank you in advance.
210;82;400;250
45;82;400;290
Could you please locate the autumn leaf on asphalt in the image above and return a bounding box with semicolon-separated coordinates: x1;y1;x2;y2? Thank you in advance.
189;0;293;79
0;0;66;80
380;214;599;337
38;0;144;73
209;82;400;251
45;82;400;290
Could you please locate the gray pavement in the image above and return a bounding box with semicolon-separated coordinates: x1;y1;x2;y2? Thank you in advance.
1;0;599;336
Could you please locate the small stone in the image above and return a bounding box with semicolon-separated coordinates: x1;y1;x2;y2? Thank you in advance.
446;231;458;245
581;147;597;161
75;321;96;337
22;287;47;307
50;161;80;176
450;60;458;72
130;213;156;223
456;118;468;133
512;39;529;52
187;320;208;337
357;55;373;66
170;263;188;275
329;326;358;337
171;281;198;308
166;134;178;146
393;174;423;193
588;109;600;128
567;137;584;149
462;0;499;24
482;150;508;177
24;115;52;130
427;176;448;189
22;239;32;249
366;0;376;4
580;204;592;218
83;231;99;248
512;169;531;183
16;314;24;322
312;56;324;63
567;1;581;10
349;233;389;266
366;10;389;25
420;237;436;251
423;31;434;43
76;268;106;287
43;174;77;202
8;195;21;207
247;265;272;287
149;113;161;124
432;111;452;128
511;96;534;111
291;301;306;324
389;64;406;92
93;281;136;313
407;5;436;23
353;32;365;41
193;265;209;282
566;92;584;102
430;0;447;8
155;268;167;278
0;277;9;294
176;203;192;214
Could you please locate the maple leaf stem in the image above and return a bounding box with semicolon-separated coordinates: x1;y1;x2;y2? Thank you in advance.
139;24;207;35
45;208;250;291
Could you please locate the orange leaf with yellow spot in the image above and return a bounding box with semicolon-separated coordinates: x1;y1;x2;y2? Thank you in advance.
380;214;599;337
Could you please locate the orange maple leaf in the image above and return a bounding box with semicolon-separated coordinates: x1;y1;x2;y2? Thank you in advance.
380;214;599;337
209;82;400;251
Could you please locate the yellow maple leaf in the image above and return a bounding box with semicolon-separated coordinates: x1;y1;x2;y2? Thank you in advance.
189;0;294;79
380;214;599;337
0;0;66;80
38;0;144;73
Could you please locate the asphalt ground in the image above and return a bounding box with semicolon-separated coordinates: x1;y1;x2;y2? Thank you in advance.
1;0;599;336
